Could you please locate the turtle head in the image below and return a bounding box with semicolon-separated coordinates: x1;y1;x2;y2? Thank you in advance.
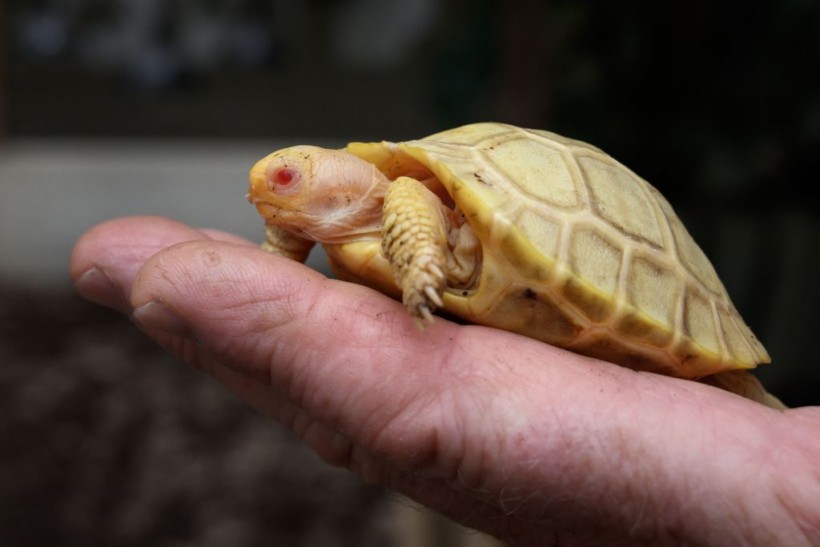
247;146;388;243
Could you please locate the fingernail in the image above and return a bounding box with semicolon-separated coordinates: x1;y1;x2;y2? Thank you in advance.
132;301;192;337
75;268;128;311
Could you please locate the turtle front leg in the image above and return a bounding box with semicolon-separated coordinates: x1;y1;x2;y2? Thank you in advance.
381;176;449;323
262;225;315;263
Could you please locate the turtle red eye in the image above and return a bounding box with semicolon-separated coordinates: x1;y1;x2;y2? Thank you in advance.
276;168;297;185
268;167;301;195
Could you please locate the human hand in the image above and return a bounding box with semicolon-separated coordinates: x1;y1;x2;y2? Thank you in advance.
70;216;820;546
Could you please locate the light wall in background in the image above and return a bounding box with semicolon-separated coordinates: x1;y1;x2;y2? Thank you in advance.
0;140;337;286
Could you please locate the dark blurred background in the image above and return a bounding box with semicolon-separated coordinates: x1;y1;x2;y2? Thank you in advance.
1;1;818;545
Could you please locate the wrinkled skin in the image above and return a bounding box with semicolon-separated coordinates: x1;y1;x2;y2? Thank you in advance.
70;216;820;546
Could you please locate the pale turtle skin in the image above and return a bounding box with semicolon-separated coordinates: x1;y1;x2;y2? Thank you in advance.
247;122;781;408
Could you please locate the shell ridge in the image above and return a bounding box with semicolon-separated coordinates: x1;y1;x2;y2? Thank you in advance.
614;242;633;321
709;295;731;363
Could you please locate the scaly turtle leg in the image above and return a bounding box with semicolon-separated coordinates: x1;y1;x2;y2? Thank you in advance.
381;176;449;323
262;225;315;263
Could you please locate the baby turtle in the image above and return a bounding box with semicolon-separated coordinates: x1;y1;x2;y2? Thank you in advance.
247;122;781;408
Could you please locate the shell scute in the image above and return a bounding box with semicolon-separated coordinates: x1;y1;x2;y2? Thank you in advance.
515;210;562;261
480;135;582;210
682;289;721;355
615;311;674;347
576;154;665;249
567;227;623;299
559;277;614;324
625;255;682;332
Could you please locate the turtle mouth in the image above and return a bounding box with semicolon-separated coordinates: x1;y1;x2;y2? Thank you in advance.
252;201;282;221
245;179;293;224
249;200;306;230
247;171;296;215
246;192;283;222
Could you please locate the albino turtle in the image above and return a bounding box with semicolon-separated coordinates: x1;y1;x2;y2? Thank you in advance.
247;122;781;408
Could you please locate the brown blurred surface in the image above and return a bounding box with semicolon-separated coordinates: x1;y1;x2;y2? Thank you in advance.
0;285;391;546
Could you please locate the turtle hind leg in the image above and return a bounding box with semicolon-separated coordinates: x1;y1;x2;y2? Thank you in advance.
701;370;787;410
262;225;315;263
381;176;449;323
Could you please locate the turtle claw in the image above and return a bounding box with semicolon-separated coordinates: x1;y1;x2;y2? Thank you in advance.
424;285;444;308
400;260;447;328
404;275;444;325
415;307;435;330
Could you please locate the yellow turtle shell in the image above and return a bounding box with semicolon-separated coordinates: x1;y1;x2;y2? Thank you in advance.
326;122;769;379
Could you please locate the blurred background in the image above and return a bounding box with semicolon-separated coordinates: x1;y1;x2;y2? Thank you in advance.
1;1;818;545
